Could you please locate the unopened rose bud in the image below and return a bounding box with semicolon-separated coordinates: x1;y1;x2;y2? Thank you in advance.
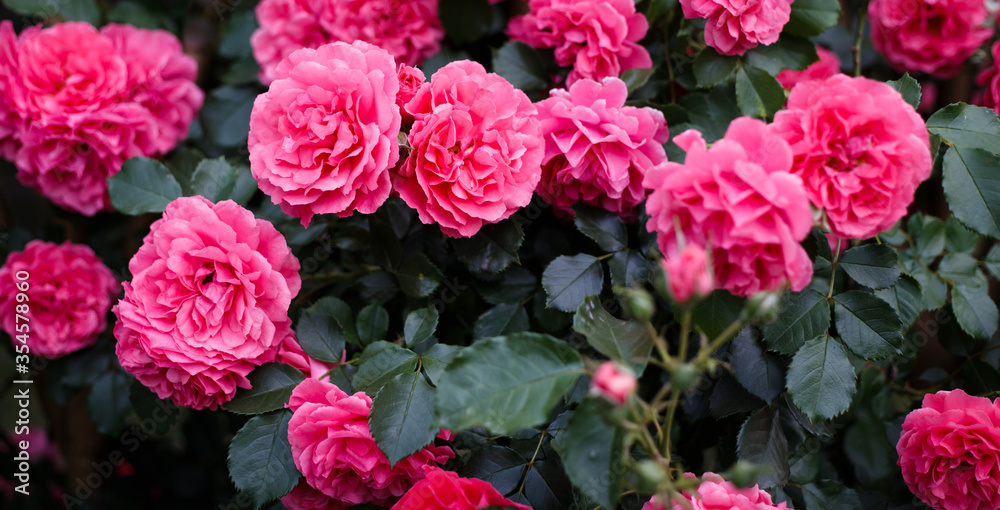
671;363;700;391
590;361;637;405
621;288;655;322
663;245;714;305
744;291;781;322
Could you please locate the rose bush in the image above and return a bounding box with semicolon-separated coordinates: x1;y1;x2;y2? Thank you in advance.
5;1;1000;509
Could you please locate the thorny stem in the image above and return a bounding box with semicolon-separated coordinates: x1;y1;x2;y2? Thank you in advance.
828;237;843;298
852;6;868;77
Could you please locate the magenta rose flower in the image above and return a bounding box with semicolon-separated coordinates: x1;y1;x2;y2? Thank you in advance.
869;0;992;78
251;0;442;85
249;41;400;227
680;0;793;56
281;479;343;510
643;118;813;296
976;41;1000;115
897;389;1000;510
0;21;201;216
776;47;841;90
276;332;340;380
508;0;652;84
391;468;531;510
286;378;454;507
643;472;788;509
664;244;714;304
591;361;637;405
771;75;932;240
395;60;543;238
535;77;668;221
0;240;118;359
396;63;425;125
113;196;301;410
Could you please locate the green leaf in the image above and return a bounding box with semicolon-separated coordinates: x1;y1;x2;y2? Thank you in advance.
573;295;653;373
886;74;921;109
439;0;493;44
908;213;946;261
352;342;419;395
743;36;818;75
478;266;537;305
552;399;624;509
296;310;346;363
420;343;463;385
542;254;605;313
786;335;857;421
87;370;132;436
730;328;785;403
784;0;841;37
224;363;305;415
838;244;901;289
692;290;747;341
945;216;979;254
458;446;527;495
832;291;903;360
693;50;739;88
474;303;530;339
492;42;549;92
128;380;178;435
764;289;830;355
944;144;1000;239
201;86;257;148
926;103;1000;152
874;275;922;330
404;306;439;348
986;244;1000;280
736;65;785;118
218;9;258;59
108;157;183;215
843;414;894;482
454;219;524;273
227;410;298;509
369;372;438;465
801;480;862;510
190;157;237;202
905;261;948;310
397;254;445;298
357;304;390;346
573;204;628;252
951;282;999;340
61;0;101;24
622;67;655;95
436;333;585;434
608;250;648;289
308;297;359;346
937;252;981;286
736;407;789;489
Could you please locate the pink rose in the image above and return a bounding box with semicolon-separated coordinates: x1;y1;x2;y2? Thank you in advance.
0;21;23;161
664;244;715;303
286;378;454;507
680;0;793;56
391;468;531;510
0;21;201;215
395;60;543;238
251;0;443;85
776;47;841;90
100;24;204;155
535;77;669;221
508;0;652;84
113;197;301;410
249;41;400;227
771;75;931;240
0;241;118;359
282;479;345;510
591;361;637;405
869;0;992;78
643;118;813;296
643;472;788;509
976;41;1000;115
397;64;425;125
897;390;1000;510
